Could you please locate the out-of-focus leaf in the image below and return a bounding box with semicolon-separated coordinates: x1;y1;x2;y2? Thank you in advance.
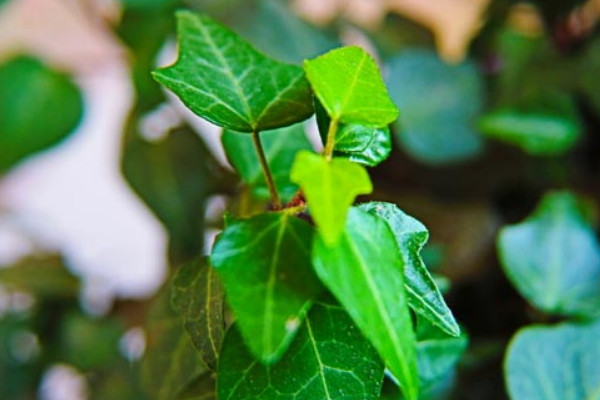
222;123;313;201
210;213;322;362
153;11;314;132
176;372;216;400
218;303;384;400
505;320;600;400
387;49;484;165
290;151;372;245
313;207;419;400
498;191;600;318
359;202;459;337
0;56;83;172
171;258;225;370
304;46;399;127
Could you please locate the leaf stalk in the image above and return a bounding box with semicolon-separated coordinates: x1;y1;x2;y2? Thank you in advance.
251;130;282;210
323;117;339;161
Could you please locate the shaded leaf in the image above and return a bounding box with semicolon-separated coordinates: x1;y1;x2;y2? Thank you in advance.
304;46;398;127
313;207;419;400
505;320;600;400
210;213;322;362
498;191;600;318
176;372;217;400
171;258;225;370
222;123;313;201
359;202;459;337
218;302;384;400
153;11;314;132
290;151;372;245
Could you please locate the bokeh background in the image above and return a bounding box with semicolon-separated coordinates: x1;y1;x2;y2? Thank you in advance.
1;0;599;398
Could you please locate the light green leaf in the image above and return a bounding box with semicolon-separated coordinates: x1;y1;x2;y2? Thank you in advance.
171;258;225;370
0;56;83;173
222;123;313;201
313;207;419;400
359;202;459;337
218;302;384;400
386;49;484;165
304;46;398;127
210;213;322;362
505;320;600;400
498;191;600;318
153;11;313;132
290;151;372;245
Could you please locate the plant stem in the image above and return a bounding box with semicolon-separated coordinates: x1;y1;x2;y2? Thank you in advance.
323;117;339;161
251;130;282;210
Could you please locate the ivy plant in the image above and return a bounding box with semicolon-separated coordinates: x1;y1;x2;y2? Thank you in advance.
152;11;460;400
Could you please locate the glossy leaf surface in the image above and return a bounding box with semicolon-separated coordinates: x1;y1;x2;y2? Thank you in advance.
313;208;419;400
304;46;398;127
218;303;384;400
498;191;600;318
171;259;225;370
290;151;372;245
359;202;459;337
153;11;313;132
210;213;322;362
505;320;600;400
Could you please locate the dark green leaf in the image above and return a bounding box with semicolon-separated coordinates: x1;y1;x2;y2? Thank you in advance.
313;207;419;400
171;259;225;370
505;320;600;400
386;49;484;164
176;372;216;400
359;202;459;337
304;46;398;127
498;191;600;318
153;11;314;132
222;123;313;201
290;151;372;244
218;302;384;400
0;56;83;172
210;213;322;362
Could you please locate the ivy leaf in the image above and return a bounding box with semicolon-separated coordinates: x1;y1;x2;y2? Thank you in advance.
171;258;225;370
218;302;384;400
505;320;600;400
222;123;313;201
290;151;372;245
304;46;399;127
210;213;322;362
313;207;419;400
152;11;314;132
498;191;600;318
359;202;460;337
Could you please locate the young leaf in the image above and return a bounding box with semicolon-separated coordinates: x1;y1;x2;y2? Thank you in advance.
210;213;322;362
152;11;314;132
313;207;419;400
218;303;384;400
359;202;460;337
171;258;225;370
505;320;600;400
290;151;372;245
304;46;399;127
498;191;600;318
222;123;313;201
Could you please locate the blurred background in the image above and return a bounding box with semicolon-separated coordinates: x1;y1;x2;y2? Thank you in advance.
1;0;599;398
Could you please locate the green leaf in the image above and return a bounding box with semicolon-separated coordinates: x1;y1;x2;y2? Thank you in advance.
498;191;600;318
359;202;460;337
304;46;399;127
218;302;384;400
171;258;225;370
222;123;313;201
0;56;83;173
210;213;322;362
290;151;372;245
152;11;314;132
313;207;419;400
176;372;216;400
386;49;484;164
505;320;600;400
